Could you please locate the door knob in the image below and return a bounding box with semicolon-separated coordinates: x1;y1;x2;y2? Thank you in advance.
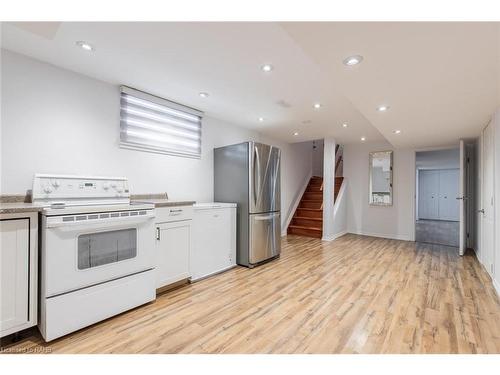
478;209;485;214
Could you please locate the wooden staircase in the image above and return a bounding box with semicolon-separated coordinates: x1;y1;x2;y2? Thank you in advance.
287;176;344;238
287;176;324;238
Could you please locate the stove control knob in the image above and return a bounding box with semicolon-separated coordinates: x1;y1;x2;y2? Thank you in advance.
103;182;110;190
116;186;123;193
52;179;60;188
44;185;53;194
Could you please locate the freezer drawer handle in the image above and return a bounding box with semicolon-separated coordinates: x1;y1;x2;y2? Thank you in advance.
254;214;279;221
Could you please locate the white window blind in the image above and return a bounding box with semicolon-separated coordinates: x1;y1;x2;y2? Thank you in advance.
120;86;203;158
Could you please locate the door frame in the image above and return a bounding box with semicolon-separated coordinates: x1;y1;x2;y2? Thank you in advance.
414;145;461;252
479;122;495;277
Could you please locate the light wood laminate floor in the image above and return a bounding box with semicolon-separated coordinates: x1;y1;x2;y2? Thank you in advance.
2;234;500;354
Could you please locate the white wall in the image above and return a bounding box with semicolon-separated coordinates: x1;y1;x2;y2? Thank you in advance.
331;180;347;240
344;141;416;241
311;139;324;177
321;138;336;239
260;135;313;229
0;50;312;228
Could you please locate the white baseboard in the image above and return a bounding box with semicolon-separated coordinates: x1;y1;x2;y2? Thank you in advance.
322;230;347;241
493;278;500;298
348;230;413;242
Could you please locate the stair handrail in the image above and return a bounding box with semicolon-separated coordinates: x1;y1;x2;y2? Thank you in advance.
335;144;343;178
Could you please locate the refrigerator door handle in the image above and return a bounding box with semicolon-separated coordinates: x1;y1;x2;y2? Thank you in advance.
253;144;261;208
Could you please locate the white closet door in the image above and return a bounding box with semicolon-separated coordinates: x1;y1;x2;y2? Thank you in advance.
482;124;495;276
419;170;439;220
438;169;460;221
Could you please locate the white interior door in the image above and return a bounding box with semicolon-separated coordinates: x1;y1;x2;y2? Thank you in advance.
438;169;460;221
418;170;439;220
459;140;466;256
481;126;495;276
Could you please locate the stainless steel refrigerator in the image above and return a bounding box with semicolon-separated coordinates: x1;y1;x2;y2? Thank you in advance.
214;142;281;267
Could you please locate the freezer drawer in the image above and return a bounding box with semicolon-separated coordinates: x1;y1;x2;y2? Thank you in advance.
249;212;281;265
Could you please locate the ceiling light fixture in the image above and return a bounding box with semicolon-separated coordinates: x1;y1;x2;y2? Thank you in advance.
342;123;348;128
393;129;401;134
377;105;389;112
75;41;94;52
261;64;274;72
293;132;299;136
199;92;209;98
361;137;366;142
313;103;322;109
343;55;364;66
258;117;264;122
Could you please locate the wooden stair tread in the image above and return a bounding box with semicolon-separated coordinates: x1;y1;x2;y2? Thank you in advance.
288;225;322;232
293;216;322;221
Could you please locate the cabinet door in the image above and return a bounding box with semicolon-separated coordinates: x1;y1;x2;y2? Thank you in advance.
1;219;29;333
156;220;191;288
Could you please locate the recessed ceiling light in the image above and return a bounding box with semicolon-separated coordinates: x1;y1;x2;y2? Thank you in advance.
377;105;389;112
361;137;366;141
75;41;94;52
342;123;348;128
343;55;364;66
261;64;273;72
199;92;209;98
393;129;401;134
258;117;264;122
313;103;322;109
293;132;299;136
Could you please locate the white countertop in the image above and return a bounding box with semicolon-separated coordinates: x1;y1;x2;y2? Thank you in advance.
193;202;237;210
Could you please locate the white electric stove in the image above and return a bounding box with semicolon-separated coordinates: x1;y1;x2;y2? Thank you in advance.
33;174;156;341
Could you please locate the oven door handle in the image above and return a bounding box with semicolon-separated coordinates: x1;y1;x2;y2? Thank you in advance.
46;214;155;229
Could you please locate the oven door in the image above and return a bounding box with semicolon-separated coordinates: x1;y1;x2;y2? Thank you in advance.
43;212;155;297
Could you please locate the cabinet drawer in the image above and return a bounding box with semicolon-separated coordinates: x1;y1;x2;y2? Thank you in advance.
155;206;193;223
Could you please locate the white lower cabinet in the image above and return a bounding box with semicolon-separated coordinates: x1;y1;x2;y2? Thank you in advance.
0;213;38;337
155;206;193;289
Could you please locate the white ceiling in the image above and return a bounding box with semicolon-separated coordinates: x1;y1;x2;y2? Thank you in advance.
2;22;499;148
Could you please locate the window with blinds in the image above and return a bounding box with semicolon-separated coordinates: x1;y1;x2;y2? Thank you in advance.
120;86;203;158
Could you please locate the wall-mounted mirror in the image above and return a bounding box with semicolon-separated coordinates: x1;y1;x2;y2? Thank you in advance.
369;151;393;206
